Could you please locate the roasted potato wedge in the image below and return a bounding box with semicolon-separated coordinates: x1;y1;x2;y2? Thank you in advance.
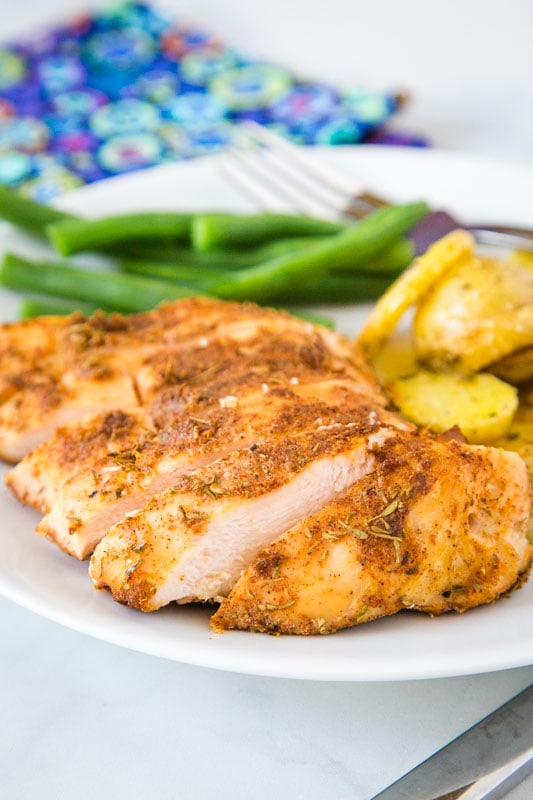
358;230;474;358
388;369;518;444
413;255;533;372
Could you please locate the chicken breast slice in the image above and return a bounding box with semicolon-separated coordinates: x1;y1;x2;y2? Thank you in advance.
30;382;387;559
6;409;150;514
213;435;532;634
89;410;401;609
0;371;141;463
0;298;373;461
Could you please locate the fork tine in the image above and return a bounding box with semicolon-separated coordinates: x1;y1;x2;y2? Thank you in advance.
241;120;388;214
225;122;533;254
219;154;294;212
256;146;355;216
222;148;340;219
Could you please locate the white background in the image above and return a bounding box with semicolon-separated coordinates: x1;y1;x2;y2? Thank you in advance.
0;1;532;799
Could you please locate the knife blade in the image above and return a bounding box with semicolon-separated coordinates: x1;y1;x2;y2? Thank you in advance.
370;684;533;800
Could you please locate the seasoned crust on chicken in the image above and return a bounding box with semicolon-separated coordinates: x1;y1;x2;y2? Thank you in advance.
0;298;375;462
213;434;532;634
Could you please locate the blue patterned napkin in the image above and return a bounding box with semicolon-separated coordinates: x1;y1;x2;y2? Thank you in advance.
0;1;427;201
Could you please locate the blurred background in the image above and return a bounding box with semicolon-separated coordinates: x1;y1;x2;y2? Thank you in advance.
1;0;532;203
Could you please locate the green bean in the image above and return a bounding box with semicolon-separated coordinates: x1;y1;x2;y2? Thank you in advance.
0;184;76;236
120;236;412;291
205;203;428;302
339;237;414;276
20;298;104;318
129;237;320;264
233;236;331;262
0;253;200;313
269;273;394;304
118;235;329;282
113;242;243;268
192;212;345;251
119;258;226;284
249;235;413;275
46;212;192;256
119;236;323;273
256;236;412;276
309;203;427;274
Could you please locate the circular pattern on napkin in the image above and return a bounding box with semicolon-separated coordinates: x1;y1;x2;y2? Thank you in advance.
0;0;415;199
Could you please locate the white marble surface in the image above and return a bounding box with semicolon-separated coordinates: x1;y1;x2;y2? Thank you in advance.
1;1;532;798
1;597;532;800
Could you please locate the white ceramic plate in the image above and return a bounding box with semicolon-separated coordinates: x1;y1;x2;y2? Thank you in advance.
0;146;532;681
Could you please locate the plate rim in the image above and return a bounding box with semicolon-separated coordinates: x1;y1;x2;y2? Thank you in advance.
51;142;533;209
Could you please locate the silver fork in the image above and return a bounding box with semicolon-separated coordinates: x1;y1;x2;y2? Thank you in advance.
221;120;533;254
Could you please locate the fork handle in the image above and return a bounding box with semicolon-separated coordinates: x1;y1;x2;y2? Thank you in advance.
469;228;533;252
344;191;389;219
408;210;533;255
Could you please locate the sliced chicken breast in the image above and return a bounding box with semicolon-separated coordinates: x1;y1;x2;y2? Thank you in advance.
28;381;386;559
89;406;410;609
6;409;150;514
0;298;373;461
214;435;532;633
